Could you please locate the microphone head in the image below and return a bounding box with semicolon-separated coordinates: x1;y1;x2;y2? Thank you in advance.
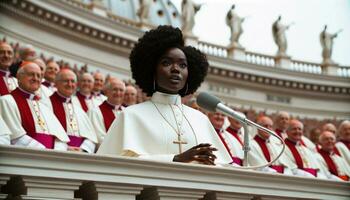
197;92;221;112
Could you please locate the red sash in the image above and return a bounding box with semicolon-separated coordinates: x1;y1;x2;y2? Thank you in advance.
11;88;55;149
68;135;84;147
99;100;117;132
76;91;89;112
254;135;271;162
317;148;338;176
226;127;243;146
50;92;68;131
275;129;283;138
285;139;304;169
0;72;10;95
215;129;242;166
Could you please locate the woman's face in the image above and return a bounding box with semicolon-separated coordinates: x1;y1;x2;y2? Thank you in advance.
155;48;188;94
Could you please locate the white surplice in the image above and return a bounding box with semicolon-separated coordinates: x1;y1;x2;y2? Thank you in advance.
315;150;350;181
88;104;123;144
98;92;232;164
336;142;350;166
48;94;98;153
37;84;53;107
0;92;69;150
0;114;11;145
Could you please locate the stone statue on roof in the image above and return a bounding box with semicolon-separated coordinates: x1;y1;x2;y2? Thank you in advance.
181;0;202;35
320;25;342;64
226;4;245;48
137;0;152;24
272;15;293;56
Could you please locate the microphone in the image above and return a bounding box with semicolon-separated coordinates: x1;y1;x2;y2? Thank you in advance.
197;92;246;123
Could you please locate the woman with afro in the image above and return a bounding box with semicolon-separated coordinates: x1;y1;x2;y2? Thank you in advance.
98;25;231;165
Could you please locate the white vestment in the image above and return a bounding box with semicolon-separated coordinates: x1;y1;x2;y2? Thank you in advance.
336;142;350;166
0;69;18;95
218;129;244;160
37;84;53;107
48;94;98;153
315;150;350;181
98;92;232;164
0;91;69;150
283;140;328;179
248;136;292;175
88;103;123;144
72;94;100;112
92;92;107;106
0;115;11;145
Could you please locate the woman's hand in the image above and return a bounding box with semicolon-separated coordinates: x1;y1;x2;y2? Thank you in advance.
173;143;217;165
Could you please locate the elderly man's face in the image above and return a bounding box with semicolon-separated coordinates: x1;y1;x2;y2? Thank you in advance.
340;122;350;142
276;112;290;131
33;59;46;79
106;81;125;105
93;73;104;92
18;63;41;93
319;131;336;152
258;117;273;140
124;86;137;105
44;61;59;82
286;120;303;143
78;74;94;94
322;123;337;135
55;70;77;97
208;112;225;130
0;43;14;70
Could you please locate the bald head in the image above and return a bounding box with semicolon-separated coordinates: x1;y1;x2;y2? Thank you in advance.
55;69;77;97
78;73;94;95
322;123;336;135
275;111;290;131
338;120;350;142
93;72;105;93
105;77;125;105
286;119;303;143
124;85;137;106
17;62;41;93
319;131;336;152
257;116;273;139
0;42;14;70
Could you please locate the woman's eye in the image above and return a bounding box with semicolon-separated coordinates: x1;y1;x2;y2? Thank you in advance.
161;60;171;66
179;63;187;68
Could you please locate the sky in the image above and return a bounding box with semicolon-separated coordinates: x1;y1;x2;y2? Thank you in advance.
170;0;350;66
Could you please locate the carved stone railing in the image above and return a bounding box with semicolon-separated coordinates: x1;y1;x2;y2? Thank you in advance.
198;41;228;58
245;51;276;67
290;59;322;74
1;146;349;200
338;66;350;77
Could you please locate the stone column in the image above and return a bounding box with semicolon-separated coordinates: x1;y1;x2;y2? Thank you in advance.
88;0;107;17
321;62;339;76
275;54;291;69
227;45;246;61
139;187;205;200
202;191;253;200
0;175;10;199
76;181;142;200
3;176;81;200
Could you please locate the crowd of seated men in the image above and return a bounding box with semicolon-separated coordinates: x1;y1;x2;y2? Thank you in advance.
0;39;349;181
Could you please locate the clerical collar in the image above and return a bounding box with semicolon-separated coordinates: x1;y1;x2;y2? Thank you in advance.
42;80;54;87
254;134;269;143
318;148;333;156
17;87;39;100
227;126;239;134
55;91;71;103
105;100;122;110
151;92;181;105
0;69;11;77
285;138;299;145
93;91;102;96
77;91;92;99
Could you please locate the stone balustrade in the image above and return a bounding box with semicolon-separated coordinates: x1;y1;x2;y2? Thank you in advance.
0;146;349;200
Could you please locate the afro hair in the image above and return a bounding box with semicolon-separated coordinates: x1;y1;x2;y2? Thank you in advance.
129;25;208;97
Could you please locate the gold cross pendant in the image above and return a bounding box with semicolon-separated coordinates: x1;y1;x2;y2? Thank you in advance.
173;134;188;153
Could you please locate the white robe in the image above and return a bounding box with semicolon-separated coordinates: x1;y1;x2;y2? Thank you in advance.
315;150;350;181
283;140;328;179
88;104;123;144
48;96;98;153
37;84;53;107
72;94;100;112
0;92;69;150
218;129;244;160
0;115;11;145
335;142;350;166
0;69;18;95
98;92;232;164
248;136;292;175
92;92;107;106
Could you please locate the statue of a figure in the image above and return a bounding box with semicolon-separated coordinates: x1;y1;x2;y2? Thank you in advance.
272;16;292;56
181;0;202;35
226;4;245;48
137;0;152;23
320;25;342;64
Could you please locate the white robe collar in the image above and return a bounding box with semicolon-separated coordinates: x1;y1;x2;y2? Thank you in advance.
151;92;181;106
